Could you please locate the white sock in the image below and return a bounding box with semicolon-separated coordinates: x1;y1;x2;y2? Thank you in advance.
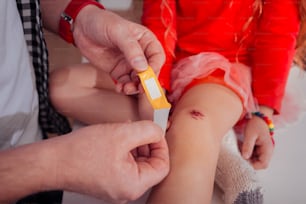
215;131;264;204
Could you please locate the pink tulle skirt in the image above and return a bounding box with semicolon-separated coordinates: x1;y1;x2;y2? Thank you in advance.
272;66;306;129
168;52;257;116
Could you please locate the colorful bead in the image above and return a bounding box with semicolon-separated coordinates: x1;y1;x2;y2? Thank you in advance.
252;111;275;146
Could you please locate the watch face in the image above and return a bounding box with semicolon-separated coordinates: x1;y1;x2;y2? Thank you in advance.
61;12;73;25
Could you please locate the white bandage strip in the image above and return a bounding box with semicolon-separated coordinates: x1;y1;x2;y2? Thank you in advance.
144;77;162;100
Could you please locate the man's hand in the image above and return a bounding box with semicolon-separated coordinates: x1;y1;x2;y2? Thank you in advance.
57;121;169;203
73;6;165;95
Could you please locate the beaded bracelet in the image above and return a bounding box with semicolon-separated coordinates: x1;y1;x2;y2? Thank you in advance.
252;111;275;146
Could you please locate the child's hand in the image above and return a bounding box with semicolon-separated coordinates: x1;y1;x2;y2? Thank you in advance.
241;109;274;170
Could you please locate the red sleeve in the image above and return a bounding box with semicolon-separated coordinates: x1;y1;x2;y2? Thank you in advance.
251;0;300;114
142;0;177;91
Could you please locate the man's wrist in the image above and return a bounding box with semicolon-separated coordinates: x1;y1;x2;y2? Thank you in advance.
59;0;104;44
0;141;60;202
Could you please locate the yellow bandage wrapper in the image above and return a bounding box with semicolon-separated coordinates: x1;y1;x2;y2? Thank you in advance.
138;66;171;131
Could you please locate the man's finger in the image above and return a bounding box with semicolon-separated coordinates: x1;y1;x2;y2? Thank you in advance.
136;138;169;191
138;30;165;73
115;29;149;71
118;121;165;150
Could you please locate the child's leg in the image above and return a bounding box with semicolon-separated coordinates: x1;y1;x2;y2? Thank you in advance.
147;83;243;204
49;63;140;124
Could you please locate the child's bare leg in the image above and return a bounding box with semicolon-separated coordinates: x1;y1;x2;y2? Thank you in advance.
49;63;140;124
147;84;243;204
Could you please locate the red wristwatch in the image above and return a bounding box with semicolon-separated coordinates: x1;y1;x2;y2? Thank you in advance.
59;0;104;44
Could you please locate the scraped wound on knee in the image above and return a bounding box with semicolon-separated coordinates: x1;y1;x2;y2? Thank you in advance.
190;110;204;120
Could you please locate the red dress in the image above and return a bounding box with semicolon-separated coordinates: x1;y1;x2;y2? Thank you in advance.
142;0;300;113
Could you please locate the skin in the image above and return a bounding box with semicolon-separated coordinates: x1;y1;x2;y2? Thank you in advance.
0;0;169;202
147;83;243;203
241;106;274;169
0;121;169;203
44;2;274;204
49;64;141;124
41;0;165;94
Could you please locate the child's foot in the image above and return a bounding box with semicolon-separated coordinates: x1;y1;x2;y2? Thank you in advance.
215;131;264;204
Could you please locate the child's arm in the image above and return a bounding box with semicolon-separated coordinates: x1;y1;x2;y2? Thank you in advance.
251;0;300;114
142;0;177;91
244;1;300;169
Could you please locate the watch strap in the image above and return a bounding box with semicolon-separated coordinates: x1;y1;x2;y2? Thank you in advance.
59;0;104;44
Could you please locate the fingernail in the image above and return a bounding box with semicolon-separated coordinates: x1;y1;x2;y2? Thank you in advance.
131;56;148;71
115;86;120;93
124;86;139;95
127;90;139;95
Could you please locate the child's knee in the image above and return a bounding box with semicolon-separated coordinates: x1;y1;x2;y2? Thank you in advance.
171;104;211;123
49;68;72;108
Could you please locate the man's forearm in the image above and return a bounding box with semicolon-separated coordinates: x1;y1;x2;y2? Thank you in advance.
40;0;70;33
0;141;59;203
